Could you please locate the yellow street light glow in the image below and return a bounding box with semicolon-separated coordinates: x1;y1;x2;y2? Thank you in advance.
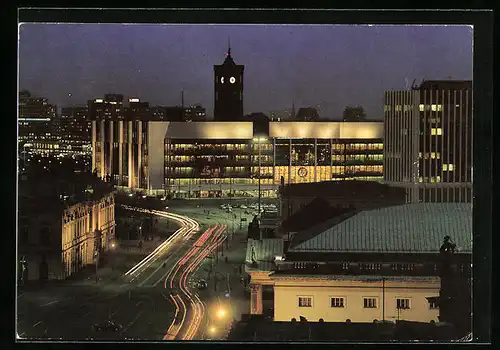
217;309;226;318
209;327;216;333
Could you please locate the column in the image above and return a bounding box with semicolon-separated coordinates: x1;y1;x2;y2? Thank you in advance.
314;138;318;182
288;139;292;185
250;283;263;315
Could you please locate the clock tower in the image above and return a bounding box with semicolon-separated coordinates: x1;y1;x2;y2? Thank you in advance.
214;41;244;121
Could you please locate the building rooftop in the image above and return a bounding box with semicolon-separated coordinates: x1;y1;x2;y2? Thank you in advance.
282;196;353;233
280;180;406;199
245;238;283;272
288;203;472;254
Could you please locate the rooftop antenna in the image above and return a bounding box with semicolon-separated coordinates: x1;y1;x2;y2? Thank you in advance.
181;90;184;109
405;77;409;90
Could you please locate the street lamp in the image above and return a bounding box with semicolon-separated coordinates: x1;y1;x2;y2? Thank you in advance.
217;309;226;319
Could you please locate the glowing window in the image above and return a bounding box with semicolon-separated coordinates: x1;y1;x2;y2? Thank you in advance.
419;104;425;112
437;105;443;112
419;177;423;183
431;104;437;112
431;152;436;159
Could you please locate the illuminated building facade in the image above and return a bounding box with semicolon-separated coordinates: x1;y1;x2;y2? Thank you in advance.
92;120;384;198
384;80;472;203
18;172;115;281
18;90;57;143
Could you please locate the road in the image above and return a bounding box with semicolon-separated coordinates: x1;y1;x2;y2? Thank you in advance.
16;199;264;341
16;207;202;341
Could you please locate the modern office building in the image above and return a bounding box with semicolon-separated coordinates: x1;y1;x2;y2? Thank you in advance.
91;120;384;197
214;44;244;121
245;203;472;330
18;90;57;143
384;80;472;203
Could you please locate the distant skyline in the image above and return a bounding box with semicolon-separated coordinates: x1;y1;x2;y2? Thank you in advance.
19;24;473;119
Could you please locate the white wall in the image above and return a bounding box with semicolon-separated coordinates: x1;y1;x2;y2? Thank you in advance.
273;278;440;323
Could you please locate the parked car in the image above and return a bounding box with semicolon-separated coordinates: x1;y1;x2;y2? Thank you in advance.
92;320;123;333
239;204;247;209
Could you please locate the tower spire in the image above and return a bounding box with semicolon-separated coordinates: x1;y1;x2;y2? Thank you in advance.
227;36;231;57
292;100;296;120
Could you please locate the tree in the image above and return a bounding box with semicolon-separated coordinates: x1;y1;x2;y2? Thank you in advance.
343;106;366;122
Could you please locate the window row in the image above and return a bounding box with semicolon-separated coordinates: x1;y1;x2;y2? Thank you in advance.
297;296;433;310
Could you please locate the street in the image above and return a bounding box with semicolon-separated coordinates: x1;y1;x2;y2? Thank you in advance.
17;198;266;341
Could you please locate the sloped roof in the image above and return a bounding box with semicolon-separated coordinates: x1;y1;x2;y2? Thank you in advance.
282;197;352;232
288;203;472;254
280;180;406;199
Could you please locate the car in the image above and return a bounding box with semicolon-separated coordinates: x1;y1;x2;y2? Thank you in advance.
239;204;247;209
197;280;207;290
92;320;123;333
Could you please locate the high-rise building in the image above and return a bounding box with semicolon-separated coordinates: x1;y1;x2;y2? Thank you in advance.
88;94;125;121
18;90;57;143
383;80;472;203
214;43;244;121
59;106;91;141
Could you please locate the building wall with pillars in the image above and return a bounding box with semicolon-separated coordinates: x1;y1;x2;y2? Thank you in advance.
61;193;115;279
93;121;385;196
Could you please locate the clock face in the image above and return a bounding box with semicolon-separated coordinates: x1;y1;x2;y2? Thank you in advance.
230;76;236;84
220;77;224;84
298;167;308;177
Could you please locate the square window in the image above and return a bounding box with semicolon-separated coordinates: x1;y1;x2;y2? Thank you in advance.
442;164;448;171
331;297;345;308
436;128;443;135
429;300;439;309
419;104;425;112
363;298;377;308
298;296;313;308
397;298;411;309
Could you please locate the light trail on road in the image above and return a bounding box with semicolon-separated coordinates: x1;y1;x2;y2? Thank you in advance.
162;222;228;341
121;205;199;282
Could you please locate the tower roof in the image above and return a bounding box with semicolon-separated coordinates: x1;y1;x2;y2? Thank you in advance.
222;38;236;66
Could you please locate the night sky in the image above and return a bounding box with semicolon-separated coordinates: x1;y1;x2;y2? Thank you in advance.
19;24;473;119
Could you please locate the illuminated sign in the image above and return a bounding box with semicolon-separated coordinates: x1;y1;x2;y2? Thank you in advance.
95;99;103;103
129;98;140;103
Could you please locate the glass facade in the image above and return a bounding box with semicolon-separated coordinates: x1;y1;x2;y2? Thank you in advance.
164;137;384;197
